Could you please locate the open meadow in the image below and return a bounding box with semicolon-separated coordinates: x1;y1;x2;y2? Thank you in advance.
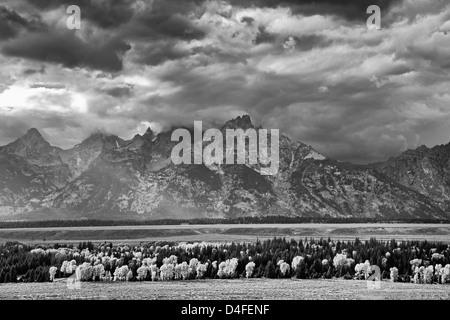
0;223;449;244
0;278;449;300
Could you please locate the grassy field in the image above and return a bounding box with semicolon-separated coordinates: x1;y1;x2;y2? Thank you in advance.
0;278;449;300
1;223;449;244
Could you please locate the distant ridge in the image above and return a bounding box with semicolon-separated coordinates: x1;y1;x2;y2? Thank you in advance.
0;115;448;221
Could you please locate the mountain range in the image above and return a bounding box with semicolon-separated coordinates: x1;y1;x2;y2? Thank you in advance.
0;115;449;221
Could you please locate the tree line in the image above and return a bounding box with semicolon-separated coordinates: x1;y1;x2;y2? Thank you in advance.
0;237;449;283
1;216;449;229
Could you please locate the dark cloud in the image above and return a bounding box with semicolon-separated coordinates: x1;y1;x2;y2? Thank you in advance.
101;85;133;98
23;0;137;28
23;65;46;75
0;6;28;39
254;25;277;45
24;0;208;30
240;16;255;26
265;35;332;52
2;0;207;70
113;1;208;66
29;83;66;89
0;5;45;40
230;0;403;21
120;13;206;41
191;45;248;64
24;0;403;25
2;30;131;72
131;41;191;66
293;35;332;51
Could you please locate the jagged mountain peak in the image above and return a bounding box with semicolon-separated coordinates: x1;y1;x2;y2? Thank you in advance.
83;131;110;141
143;127;155;141
21;127;47;144
121;134;144;149
0;128;52;158
418;144;429;150
404;145;429;155
222;114;255;130
26;127;43;137
75;131;124;149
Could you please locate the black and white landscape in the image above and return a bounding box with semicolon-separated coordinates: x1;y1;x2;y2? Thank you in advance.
0;0;450;302
2;115;450;221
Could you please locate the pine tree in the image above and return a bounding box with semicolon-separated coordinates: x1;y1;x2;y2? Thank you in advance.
264;261;276;278
29;269;35;282
9;266;17;283
24;270;30;282
295;261;306;279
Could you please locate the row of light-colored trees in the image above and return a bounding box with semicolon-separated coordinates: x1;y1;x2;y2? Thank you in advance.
2;238;450;283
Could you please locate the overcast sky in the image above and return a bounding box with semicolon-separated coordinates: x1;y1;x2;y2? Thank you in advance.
0;0;450;163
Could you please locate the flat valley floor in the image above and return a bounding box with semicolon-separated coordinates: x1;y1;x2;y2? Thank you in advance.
1;223;450;244
0;278;449;300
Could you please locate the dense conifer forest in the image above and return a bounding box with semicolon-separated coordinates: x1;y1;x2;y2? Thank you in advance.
1;217;449;229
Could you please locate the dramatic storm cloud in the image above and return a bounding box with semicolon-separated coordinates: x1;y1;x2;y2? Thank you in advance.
0;0;449;163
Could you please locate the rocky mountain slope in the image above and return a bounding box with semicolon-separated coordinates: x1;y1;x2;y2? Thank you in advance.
0;115;448;220
372;143;450;213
